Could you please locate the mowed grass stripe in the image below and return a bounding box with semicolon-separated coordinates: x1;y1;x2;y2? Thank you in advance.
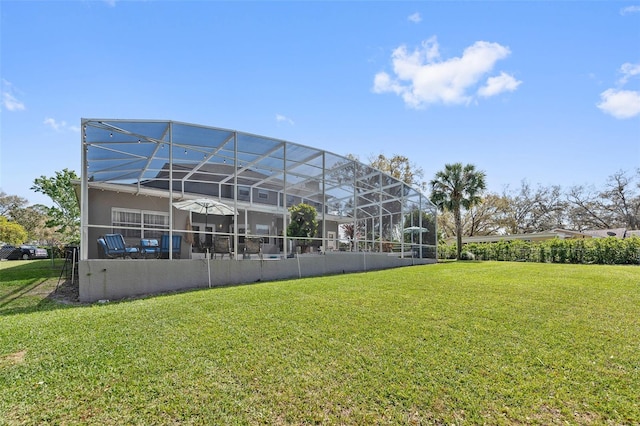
1;262;638;424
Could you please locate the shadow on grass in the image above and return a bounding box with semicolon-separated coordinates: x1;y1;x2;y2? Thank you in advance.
0;259;80;316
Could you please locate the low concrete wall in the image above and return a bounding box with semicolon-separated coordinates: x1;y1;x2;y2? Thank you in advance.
78;252;434;302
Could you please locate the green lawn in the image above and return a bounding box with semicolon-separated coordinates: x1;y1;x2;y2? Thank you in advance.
1;261;639;424
0;259;67;315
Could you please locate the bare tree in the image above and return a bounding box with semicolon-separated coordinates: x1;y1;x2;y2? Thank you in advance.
566;185;612;230
464;193;512;236
567;169;640;230
503;181;567;233
601;170;640;230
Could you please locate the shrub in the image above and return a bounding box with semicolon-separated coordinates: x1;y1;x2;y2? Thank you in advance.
438;244;458;260
460;251;475;261
439;236;640;265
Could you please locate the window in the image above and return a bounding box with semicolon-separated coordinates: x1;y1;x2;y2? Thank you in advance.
111;209;141;239
238;186;250;198
258;189;269;200
255;224;270;235
112;208;169;239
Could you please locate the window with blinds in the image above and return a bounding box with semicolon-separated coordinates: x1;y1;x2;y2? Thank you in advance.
112;208;169;239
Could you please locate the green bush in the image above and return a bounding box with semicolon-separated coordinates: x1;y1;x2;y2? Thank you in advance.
460;251;475;261
438;243;458;259
439;236;640;265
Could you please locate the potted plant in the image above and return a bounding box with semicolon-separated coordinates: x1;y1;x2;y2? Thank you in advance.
287;203;318;255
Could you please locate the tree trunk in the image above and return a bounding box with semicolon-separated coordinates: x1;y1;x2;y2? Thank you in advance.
454;207;463;260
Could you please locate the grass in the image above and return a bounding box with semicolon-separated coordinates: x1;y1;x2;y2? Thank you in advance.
0;259;68;315
1;261;639;424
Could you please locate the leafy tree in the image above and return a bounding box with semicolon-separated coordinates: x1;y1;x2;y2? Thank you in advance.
287;203;318;253
403;208;436;245
0;216;28;245
430;163;486;260
369;153;427;191
341;223;356;251
31;169;80;243
11;204;56;243
0;191;28;218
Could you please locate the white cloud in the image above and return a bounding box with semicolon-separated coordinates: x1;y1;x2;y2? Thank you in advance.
620;5;640;15
373;37;518;108
275;114;294;125
2;92;26;112
423;36;440;62
597;89;640;119
619;62;640;84
2;80;26;111
597;61;640;119
104;0;117;7
373;72;403;95
408;12;422;23
478;71;522;97
44;118;65;131
43;117;80;132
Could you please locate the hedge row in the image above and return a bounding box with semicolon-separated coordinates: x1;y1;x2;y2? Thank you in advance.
438;237;640;265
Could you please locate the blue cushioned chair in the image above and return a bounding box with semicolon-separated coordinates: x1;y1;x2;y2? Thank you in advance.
97;238;110;259
160;235;182;259
140;238;160;259
102;234;139;258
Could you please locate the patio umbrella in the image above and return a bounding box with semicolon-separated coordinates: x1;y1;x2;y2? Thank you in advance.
403;226;429;234
173;198;236;234
173;198;236;289
173;198;237;217
403;226;429;244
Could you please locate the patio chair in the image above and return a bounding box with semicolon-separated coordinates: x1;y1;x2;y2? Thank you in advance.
160;234;182;259
243;237;262;260
96;238;109;259
101;234;140;258
140;238;160;259
212;236;233;259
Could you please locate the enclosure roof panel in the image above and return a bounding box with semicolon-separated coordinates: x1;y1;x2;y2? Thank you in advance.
82;119;433;208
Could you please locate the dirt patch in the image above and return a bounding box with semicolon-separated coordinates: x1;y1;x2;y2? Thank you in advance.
20;276;80;305
1;350;26;366
47;278;80;305
19;276;81;305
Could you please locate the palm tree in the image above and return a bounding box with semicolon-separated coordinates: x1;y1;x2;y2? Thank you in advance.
430;163;487;260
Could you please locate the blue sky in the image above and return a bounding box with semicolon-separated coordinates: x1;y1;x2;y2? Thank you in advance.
1;1;639;207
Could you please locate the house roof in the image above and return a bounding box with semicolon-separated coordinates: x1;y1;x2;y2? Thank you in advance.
582;228;627;238
448;227;638;245
452;230;582;244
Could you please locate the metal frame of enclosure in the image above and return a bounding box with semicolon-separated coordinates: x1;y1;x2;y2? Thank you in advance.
80;119;437;262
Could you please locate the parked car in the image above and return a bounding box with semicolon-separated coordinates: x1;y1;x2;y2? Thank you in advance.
0;245;49;260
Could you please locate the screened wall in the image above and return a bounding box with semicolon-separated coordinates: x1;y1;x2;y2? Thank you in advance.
80;119;436;260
